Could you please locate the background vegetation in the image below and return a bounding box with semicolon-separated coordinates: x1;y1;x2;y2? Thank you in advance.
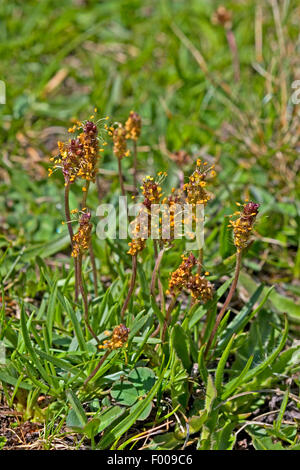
0;0;299;450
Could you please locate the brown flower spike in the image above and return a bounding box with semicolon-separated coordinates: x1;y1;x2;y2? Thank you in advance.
113;124;130;159
168;253;213;303
186;273;213;302
229;201;260;252
99;324;129;351
168;253;197;296
184;159;216;206
49;119;102;185
71;212;92;258
125;111;141;141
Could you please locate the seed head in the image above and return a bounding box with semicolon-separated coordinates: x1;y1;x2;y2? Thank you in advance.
99;324;129;350
50;119;102;184
229;201;260;252
113;124;130;159
186;274;214;302
71;212;92;258
142;176;162;209
127;215;147;256
184;160;216;206
125;111;142;141
168;253;197;296
212;6;232;29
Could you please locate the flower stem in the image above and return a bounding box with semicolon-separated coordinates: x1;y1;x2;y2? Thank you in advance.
204;250;242;359
133;140;138;194
118;157;126;198
89;240;98;297
77;254;100;345
197;247;203;276
83;350;110;387
161;295;177;343
120;254;137;320
226;28;240;82
81;180;90;208
64;183;79;300
81;180;98;296
150;246;165;299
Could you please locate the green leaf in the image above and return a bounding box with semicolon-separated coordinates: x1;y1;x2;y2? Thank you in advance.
246;426;285;450
198;344;208;384
110;380;139;406
22;234;70;262
222;355;254;400
212;422;236;450
97;406;125;433
215;334;235;395
171;324;192;371
0;370;32;390
241;314;288;383
66;389;87;428
128;367;156;395
63;298;87;352
98;370;164;449
20;304;51;385
205;375;217;413
46;280;57;345
217;284;268;351
129;400;153;421
239;272;300;320
274;388;289;433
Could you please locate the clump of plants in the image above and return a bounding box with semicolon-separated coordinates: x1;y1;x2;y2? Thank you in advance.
1;112;298;451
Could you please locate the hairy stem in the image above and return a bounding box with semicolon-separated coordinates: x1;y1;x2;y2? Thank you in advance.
77;254;100;345
204;250;242;359
120;254;137;320
83;350;110;387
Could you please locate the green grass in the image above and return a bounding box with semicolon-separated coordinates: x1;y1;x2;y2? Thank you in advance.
0;0;299;450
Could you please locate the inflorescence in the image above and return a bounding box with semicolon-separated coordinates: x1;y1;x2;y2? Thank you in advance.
125;111;142;141
71;212;92;258
49;118;104;187
128;174;165;255
183;159;216;206
99;324;130;350
167;253;213;303
112;124;130;159
229;201;260;252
